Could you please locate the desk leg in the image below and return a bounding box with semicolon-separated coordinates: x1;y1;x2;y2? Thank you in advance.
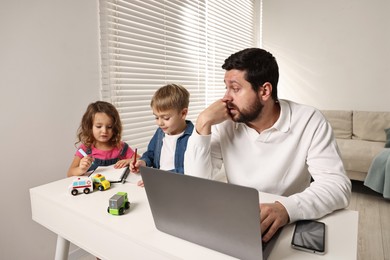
55;235;70;260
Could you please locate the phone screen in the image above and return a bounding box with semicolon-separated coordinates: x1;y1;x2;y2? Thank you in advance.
291;220;325;254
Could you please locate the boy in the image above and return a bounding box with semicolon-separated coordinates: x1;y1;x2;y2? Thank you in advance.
130;84;194;185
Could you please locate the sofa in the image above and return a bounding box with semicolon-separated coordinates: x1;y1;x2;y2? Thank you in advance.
321;110;390;181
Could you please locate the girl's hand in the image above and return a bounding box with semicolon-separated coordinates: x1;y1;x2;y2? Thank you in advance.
79;156;94;173
130;160;146;173
114;159;130;168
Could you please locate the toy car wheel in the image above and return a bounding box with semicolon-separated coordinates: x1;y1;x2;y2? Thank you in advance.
125;201;130;210
71;189;78;196
119;208;124;215
98;186;104;191
84;188;90;194
107;207;110;213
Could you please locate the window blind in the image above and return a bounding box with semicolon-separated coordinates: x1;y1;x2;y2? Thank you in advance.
99;0;259;153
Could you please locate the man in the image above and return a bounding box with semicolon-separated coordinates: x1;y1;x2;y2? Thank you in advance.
184;48;351;242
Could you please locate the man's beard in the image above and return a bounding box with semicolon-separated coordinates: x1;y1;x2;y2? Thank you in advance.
228;97;263;123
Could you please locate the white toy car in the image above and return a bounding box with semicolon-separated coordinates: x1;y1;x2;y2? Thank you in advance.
69;176;93;196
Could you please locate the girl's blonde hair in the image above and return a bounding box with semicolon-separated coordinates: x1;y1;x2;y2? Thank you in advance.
151;84;190;112
76;101;122;148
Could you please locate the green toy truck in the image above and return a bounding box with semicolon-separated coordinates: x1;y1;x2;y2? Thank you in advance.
107;192;130;215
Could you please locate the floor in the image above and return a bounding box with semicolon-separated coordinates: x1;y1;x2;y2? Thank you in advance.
74;181;390;260
347;180;390;260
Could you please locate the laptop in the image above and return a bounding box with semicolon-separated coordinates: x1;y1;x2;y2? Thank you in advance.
140;166;280;260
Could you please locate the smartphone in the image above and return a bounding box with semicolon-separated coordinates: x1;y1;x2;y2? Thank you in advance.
291;220;325;254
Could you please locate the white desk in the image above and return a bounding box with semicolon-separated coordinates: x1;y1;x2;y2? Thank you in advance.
30;177;358;260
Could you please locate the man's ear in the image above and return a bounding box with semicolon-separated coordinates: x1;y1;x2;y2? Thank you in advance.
259;82;273;101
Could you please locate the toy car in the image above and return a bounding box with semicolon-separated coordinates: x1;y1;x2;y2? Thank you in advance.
92;174;110;191
108;192;130;215
69;176;93;196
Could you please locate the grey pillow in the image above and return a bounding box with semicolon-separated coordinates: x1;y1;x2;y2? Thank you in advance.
385;128;390;148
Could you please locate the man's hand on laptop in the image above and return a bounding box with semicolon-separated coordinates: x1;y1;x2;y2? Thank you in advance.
260;201;289;242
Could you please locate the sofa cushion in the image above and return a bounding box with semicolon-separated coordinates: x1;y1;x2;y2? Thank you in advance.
353;111;390;142
336;138;385;173
321;110;352;139
385;128;390;148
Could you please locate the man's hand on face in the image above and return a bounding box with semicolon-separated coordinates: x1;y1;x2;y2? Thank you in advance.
196;99;232;135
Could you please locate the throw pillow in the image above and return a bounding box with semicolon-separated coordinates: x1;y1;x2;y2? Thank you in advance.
385;128;390;148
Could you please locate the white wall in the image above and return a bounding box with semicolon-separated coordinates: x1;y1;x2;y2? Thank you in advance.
0;0;100;259
262;0;390;111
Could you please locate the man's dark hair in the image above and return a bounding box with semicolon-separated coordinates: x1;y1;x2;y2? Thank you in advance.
222;48;279;101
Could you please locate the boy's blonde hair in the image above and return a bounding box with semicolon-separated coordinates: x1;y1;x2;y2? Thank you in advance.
151;84;190;112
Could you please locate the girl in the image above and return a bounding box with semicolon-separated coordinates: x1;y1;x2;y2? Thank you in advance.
67;101;136;177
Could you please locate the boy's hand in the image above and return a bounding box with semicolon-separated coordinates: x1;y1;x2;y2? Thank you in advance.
137;180;144;187
130;160;146;173
196;99;231;135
